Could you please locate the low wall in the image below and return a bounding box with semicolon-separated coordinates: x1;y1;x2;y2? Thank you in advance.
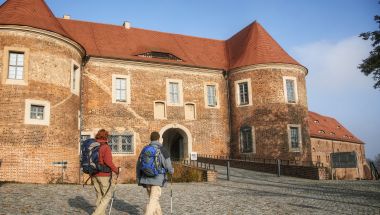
198;157;329;180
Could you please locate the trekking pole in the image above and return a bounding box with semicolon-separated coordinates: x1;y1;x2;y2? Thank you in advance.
170;175;173;215
108;167;121;215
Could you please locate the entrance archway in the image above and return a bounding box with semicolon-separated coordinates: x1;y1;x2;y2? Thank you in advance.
160;124;192;161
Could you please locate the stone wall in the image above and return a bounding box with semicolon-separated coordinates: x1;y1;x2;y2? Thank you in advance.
228;64;311;162
198;157;328;180
0;29;83;183
81;58;230;183
310;137;369;179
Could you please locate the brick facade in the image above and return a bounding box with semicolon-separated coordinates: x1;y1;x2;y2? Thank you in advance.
0;0;368;183
0;29;83;183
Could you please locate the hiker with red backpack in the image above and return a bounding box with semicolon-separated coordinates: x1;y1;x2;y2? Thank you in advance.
136;131;174;215
85;129;120;215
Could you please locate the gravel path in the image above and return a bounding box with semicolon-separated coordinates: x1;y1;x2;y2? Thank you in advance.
1;166;379;214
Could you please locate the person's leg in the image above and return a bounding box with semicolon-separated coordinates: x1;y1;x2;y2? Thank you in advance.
92;176;114;215
92;177;102;207
145;185;162;215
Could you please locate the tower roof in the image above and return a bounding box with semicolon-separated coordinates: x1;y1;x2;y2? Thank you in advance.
0;0;72;39
226;21;301;69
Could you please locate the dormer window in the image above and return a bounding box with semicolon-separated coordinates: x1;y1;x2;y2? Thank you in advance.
330;132;336;135
337;125;341;129
318;130;325;134
314;120;319;124
137;51;182;61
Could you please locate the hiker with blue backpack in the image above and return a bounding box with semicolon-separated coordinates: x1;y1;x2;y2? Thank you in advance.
136;131;174;215
82;129;120;215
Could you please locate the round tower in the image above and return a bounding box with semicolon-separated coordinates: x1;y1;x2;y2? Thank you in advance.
227;22;311;163
0;0;85;183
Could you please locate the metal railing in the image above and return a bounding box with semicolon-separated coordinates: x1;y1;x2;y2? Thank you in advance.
178;160;216;171
197;154;324;168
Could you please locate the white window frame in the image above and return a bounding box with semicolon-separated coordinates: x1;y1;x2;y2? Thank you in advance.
283;76;298;104
108;132;135;156
2;47;30;86
112;74;131;104
204;83;220;108
185;103;196;120
235;79;252;107
166;79;183;106
240;126;256;154
287;124;302;152
24;99;50;126
71;61;80;95
154;101;167;119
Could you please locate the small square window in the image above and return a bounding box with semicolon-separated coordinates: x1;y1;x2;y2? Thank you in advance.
108;134;134;154
24;99;50;126
30;105;44;120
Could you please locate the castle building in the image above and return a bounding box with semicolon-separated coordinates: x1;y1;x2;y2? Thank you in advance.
0;0;369;183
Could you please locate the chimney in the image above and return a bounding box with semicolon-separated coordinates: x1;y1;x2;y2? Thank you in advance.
123;21;131;29
63;15;71;20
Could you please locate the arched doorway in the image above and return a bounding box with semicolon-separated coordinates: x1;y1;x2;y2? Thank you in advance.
160;124;192;161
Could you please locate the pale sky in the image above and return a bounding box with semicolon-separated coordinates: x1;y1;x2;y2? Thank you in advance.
1;0;379;159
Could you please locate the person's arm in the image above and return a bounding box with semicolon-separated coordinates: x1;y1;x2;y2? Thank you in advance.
102;145;119;174
160;148;174;174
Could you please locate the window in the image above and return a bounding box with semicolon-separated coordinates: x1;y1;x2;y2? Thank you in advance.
239;82;249;105
169;82;179;103
166;79;183;106
206;85;218;107
71;62;80;95
8;52;24;80
288;124;302;152
115;78;126;102
235;79;252;107
283;77;298;104
2;47;29;85
30;105;44;120
112;74;131;104
108;134;134;154
136;51;182;61
154;101;166;119
240;126;255;153
185;103;196;120
24;99;50;126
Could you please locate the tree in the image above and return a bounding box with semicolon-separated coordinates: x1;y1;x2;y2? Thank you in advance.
359;14;380;89
375;153;380;171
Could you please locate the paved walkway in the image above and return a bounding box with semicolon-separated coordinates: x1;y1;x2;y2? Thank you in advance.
1;166;380;215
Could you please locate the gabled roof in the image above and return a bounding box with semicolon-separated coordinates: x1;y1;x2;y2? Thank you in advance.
0;0;72;39
308;111;364;144
58;19;228;69
0;0;303;70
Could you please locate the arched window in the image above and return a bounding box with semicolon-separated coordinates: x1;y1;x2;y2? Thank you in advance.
240;126;254;153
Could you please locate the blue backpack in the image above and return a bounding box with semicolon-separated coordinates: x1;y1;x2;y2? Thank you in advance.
81;138;110;175
139;145;166;177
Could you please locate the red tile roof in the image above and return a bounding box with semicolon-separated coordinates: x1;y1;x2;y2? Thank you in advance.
0;0;72;39
58;19;229;70
226;21;300;69
0;0;303;70
308;111;364;144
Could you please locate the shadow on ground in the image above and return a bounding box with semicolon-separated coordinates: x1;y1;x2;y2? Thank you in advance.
68;196;93;214
68;196;141;215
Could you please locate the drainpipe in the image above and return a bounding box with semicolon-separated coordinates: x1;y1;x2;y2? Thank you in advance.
78;55;90;184
224;70;232;159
